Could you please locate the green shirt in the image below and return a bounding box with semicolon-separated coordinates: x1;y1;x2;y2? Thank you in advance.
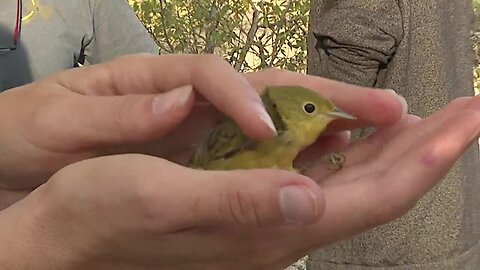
0;0;158;91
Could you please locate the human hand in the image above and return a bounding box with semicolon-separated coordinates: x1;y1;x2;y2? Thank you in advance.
0;154;326;270
2;96;478;270
160;69;408;164
295;95;480;247
0;54;406;205
0;54;276;192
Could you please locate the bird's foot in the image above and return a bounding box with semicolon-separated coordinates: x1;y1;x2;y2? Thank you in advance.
325;152;345;171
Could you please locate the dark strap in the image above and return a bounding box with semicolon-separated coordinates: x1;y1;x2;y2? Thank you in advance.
74;36;87;67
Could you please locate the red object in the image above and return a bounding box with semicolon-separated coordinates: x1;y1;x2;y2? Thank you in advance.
13;0;20;45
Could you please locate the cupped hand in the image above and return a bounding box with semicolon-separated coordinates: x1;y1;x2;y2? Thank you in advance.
295;95;480;248
117;68;408;165
0;154;325;270
0;54;405;202
0;54;275;192
1;95;478;270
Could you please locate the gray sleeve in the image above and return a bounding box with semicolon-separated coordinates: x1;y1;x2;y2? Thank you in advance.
311;1;403;87
86;0;159;64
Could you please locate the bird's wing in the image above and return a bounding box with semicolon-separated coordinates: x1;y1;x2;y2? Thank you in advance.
189;90;289;169
189;119;257;168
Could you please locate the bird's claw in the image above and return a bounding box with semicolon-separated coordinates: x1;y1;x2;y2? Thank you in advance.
326;152;346;170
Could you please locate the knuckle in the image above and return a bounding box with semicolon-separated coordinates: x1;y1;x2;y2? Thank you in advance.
263;67;284;77
112;98;132;132
29;94;72;150
112;97;154;139
460;109;480;123
191;54;227;82
30;93;63;127
118;168;165;222
219;188;261;226
199;54;225;67
450;97;471;107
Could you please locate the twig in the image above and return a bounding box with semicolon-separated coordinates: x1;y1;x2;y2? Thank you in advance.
234;2;260;71
205;0;221;53
185;4;200;53
158;0;175;53
269;0;292;66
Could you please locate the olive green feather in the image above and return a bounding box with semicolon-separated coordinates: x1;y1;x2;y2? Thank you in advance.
189;85;354;171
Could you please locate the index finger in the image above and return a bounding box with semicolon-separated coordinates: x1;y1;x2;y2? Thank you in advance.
244;69;407;129
50;54;277;140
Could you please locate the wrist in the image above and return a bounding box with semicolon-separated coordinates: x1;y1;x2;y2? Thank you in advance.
0;188;77;270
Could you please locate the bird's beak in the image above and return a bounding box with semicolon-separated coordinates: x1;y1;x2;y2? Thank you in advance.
326;108;356;120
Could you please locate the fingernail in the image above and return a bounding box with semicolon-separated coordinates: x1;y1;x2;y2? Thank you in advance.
386;89;408;114
279;185;319;225
152;85;193;115
254;102;277;135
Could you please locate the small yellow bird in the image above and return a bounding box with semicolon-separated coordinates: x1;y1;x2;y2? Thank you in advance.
189;86;355;172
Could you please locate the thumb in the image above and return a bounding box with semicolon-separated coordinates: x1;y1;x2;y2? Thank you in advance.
33;85;194;151
164;167;326;230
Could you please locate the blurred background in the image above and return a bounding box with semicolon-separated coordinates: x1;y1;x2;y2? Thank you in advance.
128;0;309;73
129;0;480;95
473;0;480;94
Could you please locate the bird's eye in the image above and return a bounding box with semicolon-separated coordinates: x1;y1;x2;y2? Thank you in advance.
303;103;316;114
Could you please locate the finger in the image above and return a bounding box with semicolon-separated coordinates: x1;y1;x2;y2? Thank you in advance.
378;109;480;210
29;85;195;152
155;167;326;232
323;89;407;133
305;109;480;245
294;131;351;169
139;103;222;160
368;96;475;166
244;69;407;128
53;54;277;140
313;96;473;183
340;115;420;165
305;115;421;183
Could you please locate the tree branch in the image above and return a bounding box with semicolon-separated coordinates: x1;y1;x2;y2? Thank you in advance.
185;3;200;53
269;0;292;66
158;0;175;53
205;0;221;53
234;3;260;71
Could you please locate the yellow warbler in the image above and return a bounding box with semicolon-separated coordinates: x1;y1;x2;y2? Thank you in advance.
190;86;355;172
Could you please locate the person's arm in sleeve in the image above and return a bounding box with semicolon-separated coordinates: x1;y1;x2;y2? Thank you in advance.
311;1;403;87
86;0;159;64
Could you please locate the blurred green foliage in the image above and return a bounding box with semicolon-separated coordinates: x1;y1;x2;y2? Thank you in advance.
129;0;310;72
